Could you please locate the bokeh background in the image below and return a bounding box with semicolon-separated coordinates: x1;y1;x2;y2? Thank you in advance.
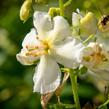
0;0;109;108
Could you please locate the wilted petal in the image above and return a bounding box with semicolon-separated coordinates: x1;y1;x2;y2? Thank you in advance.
41;92;54;109
53;39;85;68
33;55;61;94
33;11;52;37
16;49;39;65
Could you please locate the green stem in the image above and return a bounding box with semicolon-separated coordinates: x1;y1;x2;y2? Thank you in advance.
64;0;72;8
98;99;109;109
82;34;94;45
59;0;64;16
70;72;81;109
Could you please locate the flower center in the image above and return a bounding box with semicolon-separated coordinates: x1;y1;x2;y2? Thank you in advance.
83;44;108;67
25;37;53;57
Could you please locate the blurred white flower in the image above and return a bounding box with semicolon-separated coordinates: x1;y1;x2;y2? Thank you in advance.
80;42;109;81
16;11;84;94
96;31;109;51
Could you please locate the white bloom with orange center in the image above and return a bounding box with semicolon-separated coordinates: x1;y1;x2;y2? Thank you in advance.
16;11;84;94
80;42;109;80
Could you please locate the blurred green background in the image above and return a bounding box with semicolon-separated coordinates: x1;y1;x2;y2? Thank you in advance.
0;0;109;109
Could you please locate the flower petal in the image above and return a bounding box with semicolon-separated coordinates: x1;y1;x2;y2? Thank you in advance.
33;12;71;42
53;38;85;68
80;46;95;68
33;11;52;38
33;55;61;94
22;28;40;48
72;12;81;27
90;62;109;81
48;16;71;43
16;49;39;65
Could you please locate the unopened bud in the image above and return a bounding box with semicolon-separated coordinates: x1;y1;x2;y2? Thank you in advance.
80;12;97;34
20;0;32;21
48;7;60;17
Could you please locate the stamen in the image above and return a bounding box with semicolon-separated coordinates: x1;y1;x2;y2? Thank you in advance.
26;50;47;57
25;37;52;57
94;43;101;54
83;43;108;67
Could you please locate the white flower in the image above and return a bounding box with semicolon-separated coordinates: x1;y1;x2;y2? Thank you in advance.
16;11;84;94
80;42;109;81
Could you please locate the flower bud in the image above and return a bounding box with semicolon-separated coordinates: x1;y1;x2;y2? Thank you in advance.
20;0;32;21
48;7;60;17
80;12;97;34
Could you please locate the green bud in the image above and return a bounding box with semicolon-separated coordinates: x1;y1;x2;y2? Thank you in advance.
80;12;97;34
79;66;88;75
20;0;32;22
48;7;60;17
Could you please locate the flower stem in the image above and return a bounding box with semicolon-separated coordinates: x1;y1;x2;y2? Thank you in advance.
64;0;72;8
98;99;109;109
59;0;64;16
69;71;81;109
83;34;94;45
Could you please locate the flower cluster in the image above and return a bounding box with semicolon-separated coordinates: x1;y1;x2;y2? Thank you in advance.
16;0;109;109
17;0;109;108
17;9;109;95
72;10;109;81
